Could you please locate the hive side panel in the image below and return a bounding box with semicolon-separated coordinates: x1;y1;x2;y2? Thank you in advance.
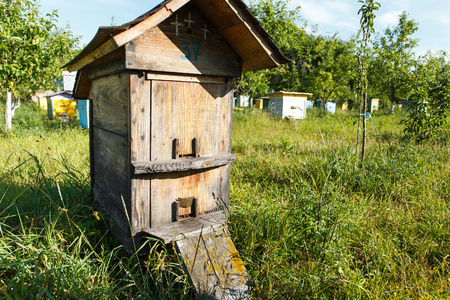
92;128;128;209
150;79;234;227
129;73;151;234
91;73;129;137
91;72;131;240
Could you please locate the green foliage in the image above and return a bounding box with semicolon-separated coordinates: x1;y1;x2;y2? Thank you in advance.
370;11;419;104
236;0;307;97
402;51;450;143
358;0;380;42
0;0;79;98
238;0;358;105
356;0;380;161
230;109;450;298
303;36;358;104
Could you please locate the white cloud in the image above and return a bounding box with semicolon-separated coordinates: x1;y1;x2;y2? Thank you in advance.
323;1;354;14
299;0;335;25
378;10;403;28
297;0;359;34
437;16;450;25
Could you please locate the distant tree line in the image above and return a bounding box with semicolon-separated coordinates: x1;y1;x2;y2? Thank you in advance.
237;0;449;142
238;1;449;109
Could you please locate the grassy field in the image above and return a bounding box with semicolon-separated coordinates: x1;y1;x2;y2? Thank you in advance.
0;101;449;299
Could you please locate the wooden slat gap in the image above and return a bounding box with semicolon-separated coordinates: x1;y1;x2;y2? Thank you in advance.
146;73;225;84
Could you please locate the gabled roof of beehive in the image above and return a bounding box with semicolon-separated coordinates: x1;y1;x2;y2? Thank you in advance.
63;0;290;72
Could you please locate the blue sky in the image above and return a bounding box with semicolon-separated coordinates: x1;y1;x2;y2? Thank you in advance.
39;0;450;57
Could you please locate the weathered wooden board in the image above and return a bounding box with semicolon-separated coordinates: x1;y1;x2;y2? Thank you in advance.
126;3;242;77
192;0;282;72
130;73;151;234
92;185;139;253
146;72;225;84
73;68;92;100
92;126;130;212
144;210;227;243
150;79;233;160
93;184;130;236
133;153;235;174
149;166;231;227
86;47;126;80
148;78;233;226
176;225;249;299
90;72;131;236
91;73;129;137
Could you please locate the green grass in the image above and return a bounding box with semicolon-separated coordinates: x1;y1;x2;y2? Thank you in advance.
229;108;450;299
0;102;449;298
0;102;192;299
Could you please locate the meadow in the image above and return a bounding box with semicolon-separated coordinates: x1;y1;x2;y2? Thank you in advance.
0;101;449;299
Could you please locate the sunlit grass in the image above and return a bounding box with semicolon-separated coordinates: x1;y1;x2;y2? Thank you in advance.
0;102;449;298
229;107;450;299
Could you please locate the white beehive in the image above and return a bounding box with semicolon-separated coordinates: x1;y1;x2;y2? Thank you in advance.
268;91;312;119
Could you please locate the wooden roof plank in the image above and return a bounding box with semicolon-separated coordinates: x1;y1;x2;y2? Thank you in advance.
64;0;289;72
113;0;189;47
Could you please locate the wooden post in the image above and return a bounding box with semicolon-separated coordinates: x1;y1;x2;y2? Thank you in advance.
5;89;12;131
361;92;367;162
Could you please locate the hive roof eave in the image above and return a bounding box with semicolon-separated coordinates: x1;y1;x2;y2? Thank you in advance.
64;0;290;73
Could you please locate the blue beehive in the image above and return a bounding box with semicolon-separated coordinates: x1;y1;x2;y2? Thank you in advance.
316;100;336;114
77;100;90;128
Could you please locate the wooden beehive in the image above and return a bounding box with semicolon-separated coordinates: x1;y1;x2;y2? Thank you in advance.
46;91;77;120
368;98;380;113
268;91;312;119
64;0;289;251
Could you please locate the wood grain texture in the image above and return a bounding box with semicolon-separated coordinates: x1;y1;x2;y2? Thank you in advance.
113;0;190;47
92;126;129;211
133;153;235;174
91;73;129;137
86;47;126;80
176;225;249;299
93;185;137;252
149;79;233;227
193;0;281;71
66;38;119;72
90;72;132;242
73;68;92;100
126;3;242;77
130;73;151;234
146;72;225;84
93;185;130;235
143;210;227;243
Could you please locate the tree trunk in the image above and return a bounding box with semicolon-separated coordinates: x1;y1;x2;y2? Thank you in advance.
5;89;12;131
361;92;367;162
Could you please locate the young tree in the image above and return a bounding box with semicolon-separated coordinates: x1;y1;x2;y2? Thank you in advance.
357;0;380;163
370;11;418;108
0;0;79;131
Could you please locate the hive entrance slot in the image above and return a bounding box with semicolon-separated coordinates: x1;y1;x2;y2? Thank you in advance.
173;137;200;159
172;197;198;222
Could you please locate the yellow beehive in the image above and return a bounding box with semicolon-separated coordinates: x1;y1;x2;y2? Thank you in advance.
46;91;77;119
